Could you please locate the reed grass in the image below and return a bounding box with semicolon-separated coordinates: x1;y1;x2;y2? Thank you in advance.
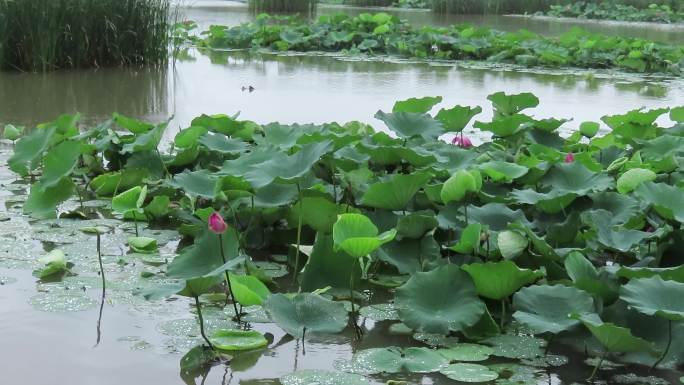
0;0;171;72
248;0;316;13
344;0;395;6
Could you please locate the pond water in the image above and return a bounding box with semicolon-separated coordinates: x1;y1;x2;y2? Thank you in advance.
1;3;684;385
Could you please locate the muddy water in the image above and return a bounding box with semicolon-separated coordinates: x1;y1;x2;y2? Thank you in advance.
1;3;684;385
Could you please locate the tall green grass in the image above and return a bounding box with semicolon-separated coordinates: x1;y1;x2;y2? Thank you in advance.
249;0;316;13
344;0;395;6
430;0;684;14
0;0;171;72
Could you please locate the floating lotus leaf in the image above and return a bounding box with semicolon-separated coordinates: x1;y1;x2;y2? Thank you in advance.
128;237;158;254
264;293;348;338
482;334;545;359
440;363;499;383
620;276;684;321
332;213;396;258
358;303;398;321
360;172;432;211
33;249;68;278
209;329;268;351
280;370;369;385
438;343;493;362
348;347;448;374
462;260;543;300
395;265;485;334
512;284;594;335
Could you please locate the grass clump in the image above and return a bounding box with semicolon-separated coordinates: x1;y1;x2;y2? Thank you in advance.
544;1;684;23
429;0;683;14
248;0;316;13
0;0;171;72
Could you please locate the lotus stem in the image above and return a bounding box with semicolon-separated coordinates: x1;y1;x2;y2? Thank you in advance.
194;295;214;350
350;260;362;340
218;233;241;323
651;320;672;371
293;182;303;284
588;351;608;381
95;233;106;347
134;220;139;237
500;299;506;331
464;200;469;226
545;333;555;355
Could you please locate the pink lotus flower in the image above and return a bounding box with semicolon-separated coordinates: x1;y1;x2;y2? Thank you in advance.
208;212;227;234
452;135;473;149
564;152;575;163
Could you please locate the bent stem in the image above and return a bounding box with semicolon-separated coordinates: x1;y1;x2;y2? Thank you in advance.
94;234;106;347
350;260;362;340
218;233;241;323
500;299;506;331
194;295;214;350
588;351;608;381
292;182;303;284
651;320;672;371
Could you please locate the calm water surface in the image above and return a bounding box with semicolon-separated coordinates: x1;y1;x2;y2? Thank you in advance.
1;3;683;385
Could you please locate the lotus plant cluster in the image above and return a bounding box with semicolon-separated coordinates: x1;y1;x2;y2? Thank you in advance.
8;91;684;381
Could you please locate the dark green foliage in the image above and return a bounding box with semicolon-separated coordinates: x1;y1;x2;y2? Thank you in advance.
182;12;684;75
0;0;171;72
248;0;316;13
544;1;684;24
430;0;683;14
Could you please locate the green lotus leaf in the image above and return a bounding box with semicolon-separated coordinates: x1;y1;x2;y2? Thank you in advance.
474;114;533;137
497;230;528;259
180;345;217;374
3;124;23;141
510;189;577;214
438;343;493;362
395;265;485;334
634;182;684;223
243;140;333;188
8;126;56;176
435;105;482;133
512;284;595;335
540;161;614;195
167;228;240;279
488;92;540;116
448;223;482;255
33;249;68;278
466;203;532;232
209;329;268;351
112;185;147;219
177;275;224;298
332;213;396;258
580;121;600;138
602;108;667;141
349;347;448;374
375;110;444;139
395;211;439;240
478;161;529;183
40;140;81;188
393;96;442;114
581;209;659;252
24;177;75;219
144;196;170;219
174;125;208;148
617;265;684;283
441;169;482;204
358;303;398;321
376;235;440;274
620;276;684;321
360;172;432;211
300;234;360;291
121;122;167;154
229;274;270;306
113;112;153;134
482;334;546;359
80;226;110;235
287;194;348;233
574;314;655;353
128;237;158;254
462;307;501;340
90;169;148;197
462;260;543;300
440;363;499;383
198;132;248;154
564;252;618;302
617;168;656;194
264;293;348;338
168;170;223;200
280;370;369;385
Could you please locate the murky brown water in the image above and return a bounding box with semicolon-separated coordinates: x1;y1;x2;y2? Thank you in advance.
1;3;683;385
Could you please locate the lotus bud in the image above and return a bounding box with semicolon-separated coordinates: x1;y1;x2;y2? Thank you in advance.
208;212;227;234
564;152;575;163
452;135;474;149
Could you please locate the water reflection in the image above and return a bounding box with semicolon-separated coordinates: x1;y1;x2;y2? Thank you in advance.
0;66;169;127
